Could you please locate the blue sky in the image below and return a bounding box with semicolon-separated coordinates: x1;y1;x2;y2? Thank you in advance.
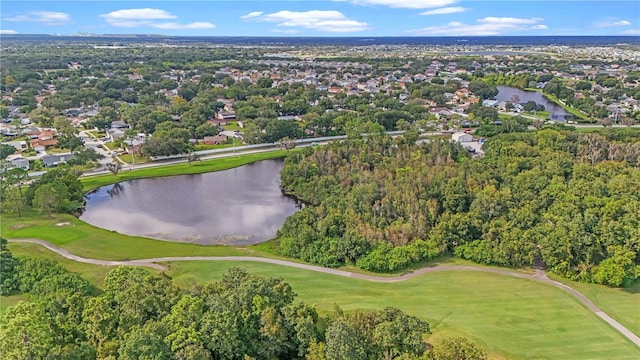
1;1;639;36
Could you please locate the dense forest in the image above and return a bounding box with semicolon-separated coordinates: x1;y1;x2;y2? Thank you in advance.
277;128;640;287
0;240;486;360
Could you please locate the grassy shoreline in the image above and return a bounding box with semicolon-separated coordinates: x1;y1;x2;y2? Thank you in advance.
523;87;591;122
82;149;291;192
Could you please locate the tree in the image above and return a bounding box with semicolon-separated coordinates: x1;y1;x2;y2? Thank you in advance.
429;337;486;360
186;150;201;165
28;107;57;127
523;101;538;112
532;119;545;130
32;183;68;217
324;320;367;360
106;162;122;176
0;302;55;360
70;147;104;166
142;137;189;157
194;122;219;139
277;137;297;151
0;238;21;295
257;77;274;89
56;135;84;151
0;144;15;160
53;116;77;136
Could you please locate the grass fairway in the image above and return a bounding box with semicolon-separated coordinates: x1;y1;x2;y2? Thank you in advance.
167;261;640;360
4;242;639;359
8;242;115;287
1;209;268;260
552;276;640;338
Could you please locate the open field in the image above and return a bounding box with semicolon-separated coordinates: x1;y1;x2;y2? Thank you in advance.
167;261;640;359
551;275;640;338
8;242;637;360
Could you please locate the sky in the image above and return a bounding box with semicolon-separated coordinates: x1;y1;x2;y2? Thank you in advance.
1;0;639;37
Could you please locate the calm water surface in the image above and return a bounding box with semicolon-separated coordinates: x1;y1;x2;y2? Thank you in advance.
496;86;572;120
80;159;300;245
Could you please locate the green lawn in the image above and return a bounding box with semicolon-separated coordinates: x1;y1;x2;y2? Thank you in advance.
550;275;640;338
4;240;639;359
118;153;151;164
193;143;234;151
222;122;242;131
1;210;267;261
167;261;640;360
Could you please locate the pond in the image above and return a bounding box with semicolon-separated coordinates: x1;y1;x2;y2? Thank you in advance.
80;159;301;245
495;86;572;121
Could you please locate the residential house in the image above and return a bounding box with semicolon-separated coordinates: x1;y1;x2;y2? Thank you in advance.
11;157;29;170
208;119;228;127
29;130;58;152
452;132;473;143
2;140;27;152
111;120;130;129
107;128;125;142
482;99;499;107
202;134;228;145
42;153;74;167
216;112;236;121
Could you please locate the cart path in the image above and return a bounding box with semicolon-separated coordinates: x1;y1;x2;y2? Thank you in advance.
8;238;640;347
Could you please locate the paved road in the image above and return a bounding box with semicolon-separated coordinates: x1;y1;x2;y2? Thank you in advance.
9;238;640;347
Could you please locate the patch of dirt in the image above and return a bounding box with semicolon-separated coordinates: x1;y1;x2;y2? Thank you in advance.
55;222;72;227
8;223;35;230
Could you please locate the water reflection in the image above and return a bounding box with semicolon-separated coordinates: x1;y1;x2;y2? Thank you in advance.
80;159;301;245
495;86;572;121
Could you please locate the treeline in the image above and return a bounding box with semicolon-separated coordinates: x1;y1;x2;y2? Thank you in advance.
0;240;485;360
277;129;640;287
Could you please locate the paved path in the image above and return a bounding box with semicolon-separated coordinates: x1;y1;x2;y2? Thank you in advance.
8;238;640;348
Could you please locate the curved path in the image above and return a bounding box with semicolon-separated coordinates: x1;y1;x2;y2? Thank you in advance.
9;238;640;347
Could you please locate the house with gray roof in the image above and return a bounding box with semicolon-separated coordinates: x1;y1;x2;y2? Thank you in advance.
41;153;74;168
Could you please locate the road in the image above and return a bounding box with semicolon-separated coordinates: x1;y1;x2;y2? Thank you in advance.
80;131;444;177
8;238;640;348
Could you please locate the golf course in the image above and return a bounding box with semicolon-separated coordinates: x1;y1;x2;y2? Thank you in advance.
2;150;640;359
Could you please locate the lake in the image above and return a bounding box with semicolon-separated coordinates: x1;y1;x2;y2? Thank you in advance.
80;159;301;245
495;86;572;121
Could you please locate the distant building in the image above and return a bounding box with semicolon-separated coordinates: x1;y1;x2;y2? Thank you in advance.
11;157;30;170
452;132;473;143
41;153;74;167
202;134;228;145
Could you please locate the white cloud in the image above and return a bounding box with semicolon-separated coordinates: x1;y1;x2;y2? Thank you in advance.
595;20;631;27
347;0;458;9
100;8;214;30
0;30;18;34
620;29;640;35
409;17;548;36
420;7;467;16
5;11;70;25
244;10;369;33
241;11;264;19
